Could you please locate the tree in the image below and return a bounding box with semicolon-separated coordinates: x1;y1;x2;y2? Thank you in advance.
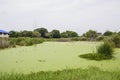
21;30;33;37
118;32;120;35
103;31;113;36
51;30;61;38
9;31;20;38
32;31;41;38
84;30;98;41
61;32;68;38
45;32;52;38
61;31;78;38
34;28;48;38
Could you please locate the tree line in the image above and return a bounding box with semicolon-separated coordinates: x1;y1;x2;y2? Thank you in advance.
9;27;120;40
9;27;79;38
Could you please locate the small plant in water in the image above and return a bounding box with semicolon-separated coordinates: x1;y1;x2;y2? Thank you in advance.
97;42;113;56
79;42;114;60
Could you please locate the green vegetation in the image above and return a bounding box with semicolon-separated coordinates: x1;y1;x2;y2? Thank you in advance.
80;42;113;60
0;37;44;49
79;53;112;61
96;36;104;41
0;38;9;49
97;42;113;56
51;29;61;38
0;42;120;79
83;30;98;41
34;28;48;38
111;34;120;48
61;31;78;38
103;31;113;36
1;28;120;79
9;37;44;47
8;28;120;43
0;67;120;80
0;42;120;74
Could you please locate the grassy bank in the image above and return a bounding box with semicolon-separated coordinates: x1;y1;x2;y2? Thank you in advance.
0;67;120;80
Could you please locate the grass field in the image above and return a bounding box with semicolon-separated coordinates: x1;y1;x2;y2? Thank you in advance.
0;67;120;80
0;41;120;74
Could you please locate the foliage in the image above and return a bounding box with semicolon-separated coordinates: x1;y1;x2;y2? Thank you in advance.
61;31;78;38
96;36;104;41
34;28;48;38
79;53;112;60
0;38;9;49
9;31;20;38
71;37;87;41
111;34;120;48
56;38;71;42
103;31;113;36
0;67;120;80
71;37;81;41
79;42;113;61
51;29;61;38
9;38;44;47
80;37;88;41
118;32;120;35
20;31;33;37
45;32;52;38
97;42;113;56
32;31;41;38
83;30;98;41
9;30;41;38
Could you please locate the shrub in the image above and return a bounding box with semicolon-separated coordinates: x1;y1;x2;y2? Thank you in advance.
71;37;81;41
96;36;104;41
111;34;120;48
25;38;34;46
79;42;113;61
97;42;113;56
80;37;87;41
57;38;71;42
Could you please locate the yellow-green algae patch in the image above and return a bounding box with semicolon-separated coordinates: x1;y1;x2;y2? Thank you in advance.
0;42;120;74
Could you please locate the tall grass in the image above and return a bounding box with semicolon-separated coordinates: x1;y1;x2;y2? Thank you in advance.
97;42;113;56
80;42;114;60
0;67;120;80
0;38;9;49
0;37;45;49
9;37;44;47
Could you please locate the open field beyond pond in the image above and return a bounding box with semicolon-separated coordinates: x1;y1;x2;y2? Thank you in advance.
0;41;120;74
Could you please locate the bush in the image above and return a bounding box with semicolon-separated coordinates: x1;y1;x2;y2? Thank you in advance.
96;36;104;41
71;37;81;41
97;42;113;56
80;37;87;41
111;34;120;48
79;42;113;61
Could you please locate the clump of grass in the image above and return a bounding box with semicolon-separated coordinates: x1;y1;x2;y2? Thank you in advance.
0;67;120;80
0;38;9;49
97;42;113;56
79;42;113;60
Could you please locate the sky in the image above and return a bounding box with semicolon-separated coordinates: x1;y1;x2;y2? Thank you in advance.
0;0;120;35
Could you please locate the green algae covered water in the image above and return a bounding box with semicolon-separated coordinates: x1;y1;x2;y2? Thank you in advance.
0;41;120;74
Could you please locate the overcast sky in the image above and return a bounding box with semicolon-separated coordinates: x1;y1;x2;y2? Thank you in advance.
0;0;120;34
